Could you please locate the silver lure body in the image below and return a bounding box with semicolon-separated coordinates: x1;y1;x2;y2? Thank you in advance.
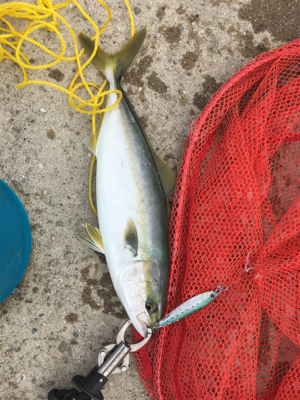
158;291;219;328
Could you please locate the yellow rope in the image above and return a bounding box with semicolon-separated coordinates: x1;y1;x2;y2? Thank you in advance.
0;0;136;215
125;0;135;37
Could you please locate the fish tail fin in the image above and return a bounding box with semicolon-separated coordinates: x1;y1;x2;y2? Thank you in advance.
78;28;147;81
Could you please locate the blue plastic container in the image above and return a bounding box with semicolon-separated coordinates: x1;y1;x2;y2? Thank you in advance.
0;179;32;302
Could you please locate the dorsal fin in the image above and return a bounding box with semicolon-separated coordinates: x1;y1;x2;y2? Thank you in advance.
121;90;176;195
146;140;176;195
124;218;138;255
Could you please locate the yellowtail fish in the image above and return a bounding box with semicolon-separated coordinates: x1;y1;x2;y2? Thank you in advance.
78;28;175;337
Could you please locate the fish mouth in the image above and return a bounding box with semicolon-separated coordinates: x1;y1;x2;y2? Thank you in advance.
136;312;151;338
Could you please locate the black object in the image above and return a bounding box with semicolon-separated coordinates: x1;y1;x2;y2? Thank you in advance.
48;366;107;400
47;320;150;400
73;366;107;400
48;388;91;400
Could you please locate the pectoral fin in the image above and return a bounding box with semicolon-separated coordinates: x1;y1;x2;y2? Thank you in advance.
77;224;104;254
124;218;138;255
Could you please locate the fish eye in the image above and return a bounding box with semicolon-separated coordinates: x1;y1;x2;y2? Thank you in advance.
145;300;157;314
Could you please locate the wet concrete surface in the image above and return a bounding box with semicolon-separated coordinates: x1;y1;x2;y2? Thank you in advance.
0;0;298;399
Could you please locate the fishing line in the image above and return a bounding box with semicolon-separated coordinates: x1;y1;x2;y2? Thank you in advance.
0;0;135;214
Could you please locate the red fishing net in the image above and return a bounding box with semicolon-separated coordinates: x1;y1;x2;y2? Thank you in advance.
134;39;300;399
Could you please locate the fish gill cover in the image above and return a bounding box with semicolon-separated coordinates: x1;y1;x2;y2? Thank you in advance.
134;40;300;400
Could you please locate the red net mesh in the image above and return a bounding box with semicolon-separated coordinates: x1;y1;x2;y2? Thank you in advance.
134;39;300;399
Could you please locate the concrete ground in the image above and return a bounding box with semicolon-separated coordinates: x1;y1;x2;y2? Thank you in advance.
0;0;298;399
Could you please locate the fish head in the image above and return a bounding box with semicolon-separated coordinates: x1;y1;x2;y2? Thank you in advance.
116;257;167;337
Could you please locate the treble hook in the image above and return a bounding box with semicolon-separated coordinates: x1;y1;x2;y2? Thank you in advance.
244;251;254;273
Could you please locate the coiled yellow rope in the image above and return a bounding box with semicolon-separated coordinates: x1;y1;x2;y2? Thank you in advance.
0;0;135;215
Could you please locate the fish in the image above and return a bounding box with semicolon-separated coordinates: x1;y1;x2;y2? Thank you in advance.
77;28;176;337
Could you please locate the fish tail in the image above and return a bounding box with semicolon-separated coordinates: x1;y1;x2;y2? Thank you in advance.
78;28;147;81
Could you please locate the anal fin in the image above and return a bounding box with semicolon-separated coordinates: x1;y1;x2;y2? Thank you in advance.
83;135;97;155
83;101;107;155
